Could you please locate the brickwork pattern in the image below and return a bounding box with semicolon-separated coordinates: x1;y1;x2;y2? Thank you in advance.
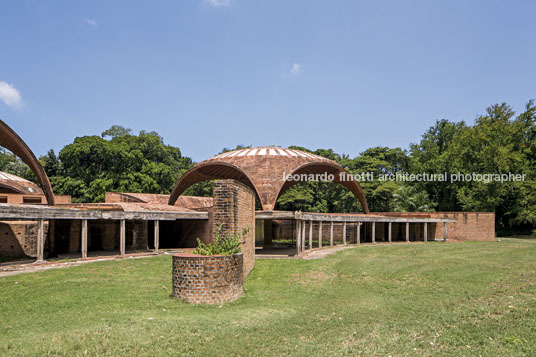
169;146;369;212
429;212;495;241
172;253;243;304
0;221;48;258
212;180;255;276
0;193;71;204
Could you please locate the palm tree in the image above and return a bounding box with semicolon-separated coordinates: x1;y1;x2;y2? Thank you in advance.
393;185;436;212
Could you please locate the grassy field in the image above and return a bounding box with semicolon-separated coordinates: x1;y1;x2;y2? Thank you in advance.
1;239;536;356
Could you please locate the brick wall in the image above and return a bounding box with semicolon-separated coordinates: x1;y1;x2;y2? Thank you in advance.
212;180;255;276
428;212;495;241
172;253;243;304
0;194;70;204
0;221;48;258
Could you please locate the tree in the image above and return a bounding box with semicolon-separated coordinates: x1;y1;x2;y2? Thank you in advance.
409;119;467;211
101;125;133;139
47;126;193;202
393;185;435;212
410;101;536;229
0;148;35;181
275;146;408;213
345;147;409;212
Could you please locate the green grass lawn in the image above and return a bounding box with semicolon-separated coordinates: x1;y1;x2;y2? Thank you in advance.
1;239;536;356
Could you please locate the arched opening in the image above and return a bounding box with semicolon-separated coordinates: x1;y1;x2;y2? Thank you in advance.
166;162;262;250
255;162;369;254
274;162;369;213
168;162;262;206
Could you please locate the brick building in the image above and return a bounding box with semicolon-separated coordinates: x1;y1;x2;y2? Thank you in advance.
0;171;71;204
0;132;496;270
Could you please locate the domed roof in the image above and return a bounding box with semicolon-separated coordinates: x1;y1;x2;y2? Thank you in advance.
212;147;330;161
169;146;369;212
0;171;43;194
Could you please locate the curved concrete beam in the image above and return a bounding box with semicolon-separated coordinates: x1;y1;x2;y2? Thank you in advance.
0;119;55;205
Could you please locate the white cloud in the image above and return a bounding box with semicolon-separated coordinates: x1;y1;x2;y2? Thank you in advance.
0;81;22;109
206;0;231;7
290;63;301;76
87;18;97;28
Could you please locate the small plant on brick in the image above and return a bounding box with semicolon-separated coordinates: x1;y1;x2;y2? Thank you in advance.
194;224;250;256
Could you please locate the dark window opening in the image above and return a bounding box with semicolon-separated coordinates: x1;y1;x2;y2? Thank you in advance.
23;196;42;204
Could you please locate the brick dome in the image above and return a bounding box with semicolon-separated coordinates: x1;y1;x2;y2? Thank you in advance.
169;146;369;213
0;171;43;195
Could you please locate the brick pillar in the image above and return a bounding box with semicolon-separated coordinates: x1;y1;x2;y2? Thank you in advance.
69;220;81;253
101;221;117;251
212;180;256;276
129;221;148;250
263;219;273;250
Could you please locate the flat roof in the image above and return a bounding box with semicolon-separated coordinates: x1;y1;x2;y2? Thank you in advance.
0;204;456;223
256;211;456;223
0;204;208;221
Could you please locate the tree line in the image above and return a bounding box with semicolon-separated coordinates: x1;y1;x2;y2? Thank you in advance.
1;100;534;233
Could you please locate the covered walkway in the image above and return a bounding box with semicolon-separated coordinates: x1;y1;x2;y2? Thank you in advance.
256;211;456;256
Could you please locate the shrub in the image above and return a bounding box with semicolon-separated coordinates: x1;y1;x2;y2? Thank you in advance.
193;224;250;256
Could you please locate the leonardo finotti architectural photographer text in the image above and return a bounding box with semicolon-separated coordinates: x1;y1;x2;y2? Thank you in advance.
283;171;526;183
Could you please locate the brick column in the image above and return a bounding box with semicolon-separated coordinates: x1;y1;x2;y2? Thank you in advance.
212;180;256;276
263;219;273;250
69;220;81;253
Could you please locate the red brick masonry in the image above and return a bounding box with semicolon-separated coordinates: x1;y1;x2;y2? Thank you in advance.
213;180;255;276
172;252;243;304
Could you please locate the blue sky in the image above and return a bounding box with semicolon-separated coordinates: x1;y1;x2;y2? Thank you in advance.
1;0;535;162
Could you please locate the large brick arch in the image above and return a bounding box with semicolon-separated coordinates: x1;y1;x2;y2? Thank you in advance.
168;147;369;213
0;119;55;205
275;162;369;213
168;162;262;206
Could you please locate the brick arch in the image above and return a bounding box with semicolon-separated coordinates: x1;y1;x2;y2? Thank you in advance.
274;162;369;213
0;119;55;205
168;161;262;206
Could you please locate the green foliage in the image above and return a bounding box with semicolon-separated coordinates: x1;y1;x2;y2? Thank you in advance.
392;185;436;212
2;98;535;232
193;224;249;256
275;99;536;231
183;180;213;197
276;146;408;213
410;100;536;229
101;125;133;138
220;144;252;153
409;119;467;211
0;148;35;181
346;146;408;212
43;127;193;202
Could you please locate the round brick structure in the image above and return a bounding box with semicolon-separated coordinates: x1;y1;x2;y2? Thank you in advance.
0;171;43;195
172;252;243;304
168;146;369;213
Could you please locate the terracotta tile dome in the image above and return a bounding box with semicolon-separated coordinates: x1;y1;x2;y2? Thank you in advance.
169;146;369;213
0;171;43;195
